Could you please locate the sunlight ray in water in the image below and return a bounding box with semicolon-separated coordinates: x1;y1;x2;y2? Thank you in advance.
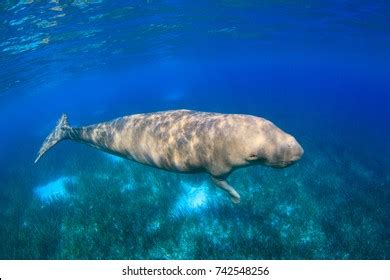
171;181;212;218
104;153;125;163
33;176;77;203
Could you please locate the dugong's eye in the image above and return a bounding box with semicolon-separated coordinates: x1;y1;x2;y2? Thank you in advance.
248;154;257;160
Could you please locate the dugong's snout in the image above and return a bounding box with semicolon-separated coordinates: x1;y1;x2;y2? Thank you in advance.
281;137;304;167
268;136;304;168
291;140;304;162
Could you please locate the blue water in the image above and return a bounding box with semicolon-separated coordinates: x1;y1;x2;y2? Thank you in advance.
0;1;389;259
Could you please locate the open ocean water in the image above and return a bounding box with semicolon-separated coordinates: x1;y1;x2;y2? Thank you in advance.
0;0;389;259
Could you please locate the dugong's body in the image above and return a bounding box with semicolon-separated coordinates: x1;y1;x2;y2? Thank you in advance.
35;110;303;203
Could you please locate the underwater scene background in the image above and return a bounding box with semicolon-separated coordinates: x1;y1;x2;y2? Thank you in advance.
0;0;389;259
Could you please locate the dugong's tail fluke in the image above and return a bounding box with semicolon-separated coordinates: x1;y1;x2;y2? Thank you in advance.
35;114;70;163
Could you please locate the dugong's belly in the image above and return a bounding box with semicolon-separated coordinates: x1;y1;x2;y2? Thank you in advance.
109;110;222;172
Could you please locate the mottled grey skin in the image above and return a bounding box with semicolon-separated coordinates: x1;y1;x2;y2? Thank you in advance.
35;110;304;203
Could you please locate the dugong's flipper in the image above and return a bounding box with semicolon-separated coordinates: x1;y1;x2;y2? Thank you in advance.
211;176;241;203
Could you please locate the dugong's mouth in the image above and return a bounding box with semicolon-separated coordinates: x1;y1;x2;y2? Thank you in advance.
274;161;294;168
270;159;301;168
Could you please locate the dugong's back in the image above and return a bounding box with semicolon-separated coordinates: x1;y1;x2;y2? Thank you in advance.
113;110;256;173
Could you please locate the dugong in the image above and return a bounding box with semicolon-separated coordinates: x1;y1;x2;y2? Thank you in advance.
35;110;303;203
